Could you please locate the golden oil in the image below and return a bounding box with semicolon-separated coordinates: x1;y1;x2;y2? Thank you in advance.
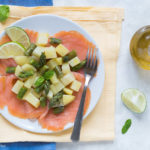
130;26;150;70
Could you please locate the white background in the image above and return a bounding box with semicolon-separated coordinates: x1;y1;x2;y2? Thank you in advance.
54;0;150;149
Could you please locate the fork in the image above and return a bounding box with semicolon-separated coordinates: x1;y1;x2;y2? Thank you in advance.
71;47;98;142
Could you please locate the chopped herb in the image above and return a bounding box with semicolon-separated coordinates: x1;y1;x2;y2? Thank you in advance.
0;5;9;22
53;106;64;114
122;119;132;134
17;87;27;99
39;65;49;75
62;50;77;62
34;84;44;93
43;70;54;80
49;91;63;108
40;96;47;107
6;66;16;73
44;80;50;95
54;66;63;77
71;60;86;71
50;38;62;45
18;70;34;78
39;52;46;67
25;43;37;56
34;76;45;88
30;58;40;69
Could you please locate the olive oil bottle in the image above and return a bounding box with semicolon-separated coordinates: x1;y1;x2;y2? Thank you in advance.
130;26;150;70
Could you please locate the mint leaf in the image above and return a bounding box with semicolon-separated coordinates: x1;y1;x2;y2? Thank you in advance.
122;119;132;134
0;5;10;22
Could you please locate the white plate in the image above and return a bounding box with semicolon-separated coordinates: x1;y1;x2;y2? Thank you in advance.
0;14;105;133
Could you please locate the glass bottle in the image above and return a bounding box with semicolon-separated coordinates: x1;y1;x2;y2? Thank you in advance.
130;25;150;70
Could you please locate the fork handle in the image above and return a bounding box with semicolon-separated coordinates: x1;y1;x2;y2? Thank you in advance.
71;76;90;141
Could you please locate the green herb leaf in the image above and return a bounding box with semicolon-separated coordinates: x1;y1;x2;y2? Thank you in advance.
34;84;44;93
17;87;27;99
40;96;47;107
18;70;34;78
122;119;132;134
53;106;64;114
34;76;45;88
0;5;10;22
50;38;62;44
39;52;46;67
43;70;54;80
6;66;16;73
44;80;50;95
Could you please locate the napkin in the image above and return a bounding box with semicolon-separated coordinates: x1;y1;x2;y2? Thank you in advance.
0;6;124;142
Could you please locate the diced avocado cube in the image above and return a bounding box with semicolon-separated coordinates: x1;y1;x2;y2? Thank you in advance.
32;46;44;58
50;81;64;95
54;57;63;65
12;80;24;94
63;95;75;106
62;63;70;74
70;80;82;92
36;33;49;46
47;90;53;99
60;73;75;86
24;74;37;89
22;64;36;71
69;56;81;67
14;56;30;66
23;92;40;108
55;44;69;56
63;88;73;95
44;46;57;59
15;65;22;77
47;59;57;70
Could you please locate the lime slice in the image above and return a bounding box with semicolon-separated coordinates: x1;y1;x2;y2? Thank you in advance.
5;26;30;49
0;42;25;58
121;88;146;113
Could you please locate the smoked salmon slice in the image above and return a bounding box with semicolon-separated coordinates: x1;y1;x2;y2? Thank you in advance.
55;31;93;61
38;72;90;131
0;75;46;119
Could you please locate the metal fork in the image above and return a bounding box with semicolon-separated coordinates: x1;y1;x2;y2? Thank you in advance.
71;47;98;142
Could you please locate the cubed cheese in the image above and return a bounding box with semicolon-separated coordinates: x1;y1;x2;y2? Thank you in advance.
50;81;64;95
47;59;57;70
23;92;40;108
47;90;53;99
32;46;44;57
69;56;80;67
50;73;59;84
44;46;57;59
14;56;30;66
54;57;63;65
60;73;75;86
15;65;22;77
70;80;82;92
63;88;73;95
55;44;69;56
12;80;24;94
63;95;75;106
36;33;49;46
62;63;70;74
22;64;36;71
24;74;36;88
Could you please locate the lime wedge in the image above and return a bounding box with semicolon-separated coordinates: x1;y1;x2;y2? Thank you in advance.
0;42;25;58
121;88;146;113
5;26;30;49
